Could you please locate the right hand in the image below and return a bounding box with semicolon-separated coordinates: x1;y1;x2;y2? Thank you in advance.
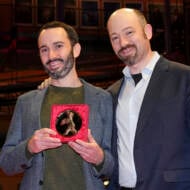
27;128;62;154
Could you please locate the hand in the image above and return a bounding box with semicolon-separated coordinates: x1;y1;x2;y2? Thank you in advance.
27;128;62;154
68;130;104;165
38;77;51;90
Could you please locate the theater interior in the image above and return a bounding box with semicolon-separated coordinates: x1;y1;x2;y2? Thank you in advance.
0;0;189;189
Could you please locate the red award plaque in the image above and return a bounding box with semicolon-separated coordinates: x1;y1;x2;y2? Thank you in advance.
50;104;89;143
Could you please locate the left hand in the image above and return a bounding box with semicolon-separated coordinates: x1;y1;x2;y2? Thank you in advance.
68;130;104;165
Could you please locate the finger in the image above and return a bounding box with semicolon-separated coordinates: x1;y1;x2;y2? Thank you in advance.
38;81;46;90
87;129;96;143
74;130;96;147
38;78;51;89
34;129;61;144
38;128;58;136
68;141;82;152
32;135;62;151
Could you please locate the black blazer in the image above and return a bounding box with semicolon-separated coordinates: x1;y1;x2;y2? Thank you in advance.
107;56;190;190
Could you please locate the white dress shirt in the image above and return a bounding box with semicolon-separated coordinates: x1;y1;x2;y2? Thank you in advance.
116;52;160;188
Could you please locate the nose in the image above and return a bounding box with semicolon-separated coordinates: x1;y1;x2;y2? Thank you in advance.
120;35;129;47
49;49;57;59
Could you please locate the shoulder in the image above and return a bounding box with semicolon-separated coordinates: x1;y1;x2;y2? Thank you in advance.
82;79;111;97
159;56;190;72
154;56;190;88
17;88;47;103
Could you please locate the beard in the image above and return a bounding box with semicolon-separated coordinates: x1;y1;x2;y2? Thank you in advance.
44;52;74;79
117;44;138;66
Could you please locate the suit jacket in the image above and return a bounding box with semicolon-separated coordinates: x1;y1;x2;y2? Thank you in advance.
0;79;114;190
107;56;190;190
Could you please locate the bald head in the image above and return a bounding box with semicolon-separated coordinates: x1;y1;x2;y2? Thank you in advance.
107;8;147;35
106;8;153;70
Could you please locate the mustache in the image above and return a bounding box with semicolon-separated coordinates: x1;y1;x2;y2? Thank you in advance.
45;58;64;65
118;44;135;54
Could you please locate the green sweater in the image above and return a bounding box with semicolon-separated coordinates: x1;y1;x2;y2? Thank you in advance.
41;85;86;190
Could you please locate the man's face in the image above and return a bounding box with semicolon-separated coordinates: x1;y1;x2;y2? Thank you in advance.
38;27;75;79
107;10;151;66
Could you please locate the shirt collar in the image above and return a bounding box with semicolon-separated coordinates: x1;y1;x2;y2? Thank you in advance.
122;51;160;79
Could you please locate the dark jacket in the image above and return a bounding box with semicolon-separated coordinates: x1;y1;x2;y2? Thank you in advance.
107;56;190;190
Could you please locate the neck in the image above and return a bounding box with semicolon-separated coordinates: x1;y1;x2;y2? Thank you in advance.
129;51;154;74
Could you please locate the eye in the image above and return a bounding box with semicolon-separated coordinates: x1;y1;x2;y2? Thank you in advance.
111;36;119;43
55;43;64;49
39;47;48;55
125;30;134;36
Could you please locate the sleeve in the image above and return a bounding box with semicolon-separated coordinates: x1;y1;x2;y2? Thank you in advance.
0;98;34;175
90;91;114;179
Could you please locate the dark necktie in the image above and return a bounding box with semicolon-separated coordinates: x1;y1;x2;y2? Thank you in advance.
131;73;142;85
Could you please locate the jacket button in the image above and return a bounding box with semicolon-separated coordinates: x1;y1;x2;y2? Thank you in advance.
39;180;43;185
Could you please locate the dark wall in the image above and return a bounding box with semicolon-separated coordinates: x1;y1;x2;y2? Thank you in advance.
184;0;190;65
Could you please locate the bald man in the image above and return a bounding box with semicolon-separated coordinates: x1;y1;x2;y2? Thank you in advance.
107;8;190;190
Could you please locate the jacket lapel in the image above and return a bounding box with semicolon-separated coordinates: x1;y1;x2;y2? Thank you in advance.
135;56;169;139
31;88;48;130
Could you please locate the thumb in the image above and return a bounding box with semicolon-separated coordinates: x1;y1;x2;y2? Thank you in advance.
88;129;95;143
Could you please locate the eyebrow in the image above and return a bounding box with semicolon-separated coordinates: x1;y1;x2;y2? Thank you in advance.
110;26;134;36
53;41;64;45
122;26;134;32
39;41;64;50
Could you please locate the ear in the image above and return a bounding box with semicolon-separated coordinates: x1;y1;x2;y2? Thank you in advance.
144;24;153;40
73;43;81;58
